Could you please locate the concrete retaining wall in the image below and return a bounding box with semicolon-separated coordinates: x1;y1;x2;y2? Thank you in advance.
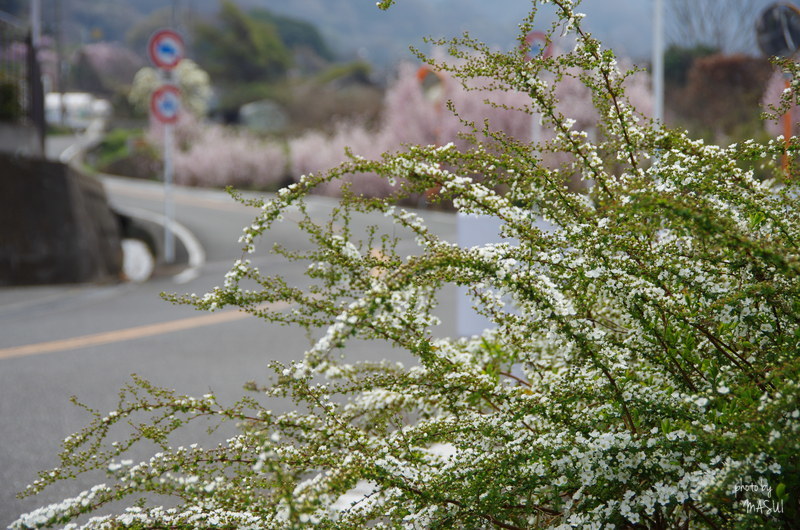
0;154;122;285
0;123;42;157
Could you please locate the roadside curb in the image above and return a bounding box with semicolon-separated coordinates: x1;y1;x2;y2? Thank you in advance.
58;118;105;165
52;126;207;285
111;203;206;284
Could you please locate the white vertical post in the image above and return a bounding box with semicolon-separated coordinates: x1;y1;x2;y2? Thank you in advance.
531;112;541;146
653;0;665;125
164;121;175;263
456;214;505;337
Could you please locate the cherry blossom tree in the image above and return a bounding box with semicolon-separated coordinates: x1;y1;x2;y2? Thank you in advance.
173;124;288;190
289;56;651;197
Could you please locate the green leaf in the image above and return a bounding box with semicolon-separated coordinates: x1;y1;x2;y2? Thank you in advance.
776;482;787;500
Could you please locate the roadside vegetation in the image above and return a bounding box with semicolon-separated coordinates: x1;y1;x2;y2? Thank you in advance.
80;1;782;200
13;0;800;528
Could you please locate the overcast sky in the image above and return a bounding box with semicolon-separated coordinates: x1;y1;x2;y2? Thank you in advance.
305;0;778;65
461;0;655;58
584;0;774;56
14;0;778;66
459;0;776;59
575;0;656;57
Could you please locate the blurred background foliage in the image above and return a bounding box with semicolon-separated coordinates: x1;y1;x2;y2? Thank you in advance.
0;0;785;194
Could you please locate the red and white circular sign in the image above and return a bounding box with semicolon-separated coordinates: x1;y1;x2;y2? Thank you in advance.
148;29;184;70
150;84;181;124
416;65;446;102
522;31;552;60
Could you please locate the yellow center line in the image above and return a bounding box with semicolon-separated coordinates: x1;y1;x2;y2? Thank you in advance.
0;302;290;361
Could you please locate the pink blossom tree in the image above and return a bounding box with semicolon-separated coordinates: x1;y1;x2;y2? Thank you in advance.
172;123;288;190
288;122;399;197
762;68;798;139
289;56;651;198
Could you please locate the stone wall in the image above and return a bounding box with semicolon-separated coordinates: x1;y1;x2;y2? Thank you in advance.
0;154;122;285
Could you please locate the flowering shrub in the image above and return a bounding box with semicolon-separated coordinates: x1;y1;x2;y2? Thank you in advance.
173;123;288;190
129;59;213;118
14;0;800;528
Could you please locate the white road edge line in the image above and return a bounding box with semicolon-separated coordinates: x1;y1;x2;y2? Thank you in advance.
59;143;80;164
111;203;206;284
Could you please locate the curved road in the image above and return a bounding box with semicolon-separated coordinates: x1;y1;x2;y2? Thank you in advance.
0;170;456;526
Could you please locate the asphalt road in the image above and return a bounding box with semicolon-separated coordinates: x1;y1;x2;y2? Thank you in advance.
0;164;459;526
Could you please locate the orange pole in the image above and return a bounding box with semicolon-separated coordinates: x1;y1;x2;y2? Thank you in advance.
417;66;446;201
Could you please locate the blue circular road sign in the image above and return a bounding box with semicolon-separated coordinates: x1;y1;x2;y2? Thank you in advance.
148;29;184;70
150;84;181;124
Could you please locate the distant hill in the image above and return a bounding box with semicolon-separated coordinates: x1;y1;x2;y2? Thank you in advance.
1;0;538;67
235;0;537;67
3;0;777;70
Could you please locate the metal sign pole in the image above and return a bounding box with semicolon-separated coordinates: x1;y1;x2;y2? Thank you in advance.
151;81;180;265
148;28;184;265
150;81;181;265
164;118;175;264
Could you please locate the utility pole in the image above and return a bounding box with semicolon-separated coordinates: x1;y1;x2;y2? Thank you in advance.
653;0;665;125
30;0;41;47
55;0;65;125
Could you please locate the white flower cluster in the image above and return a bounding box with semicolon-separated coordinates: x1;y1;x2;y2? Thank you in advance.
11;485;111;529
20;1;800;528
